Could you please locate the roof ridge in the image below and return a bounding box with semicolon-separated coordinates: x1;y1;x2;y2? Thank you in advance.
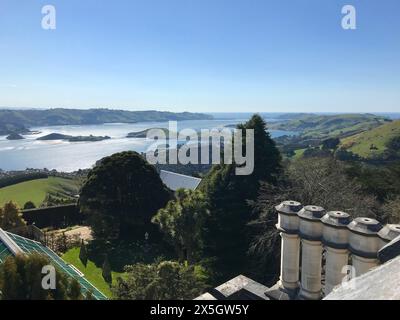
0;228;23;256
160;170;202;180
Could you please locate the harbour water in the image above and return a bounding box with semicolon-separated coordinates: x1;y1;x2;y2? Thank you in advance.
0;117;295;172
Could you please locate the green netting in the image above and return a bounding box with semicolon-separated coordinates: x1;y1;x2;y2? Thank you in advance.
0;242;12;264
4;232;107;300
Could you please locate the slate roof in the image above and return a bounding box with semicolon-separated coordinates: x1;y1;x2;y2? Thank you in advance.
195;275;270;300
324;255;400;300
160;170;202;191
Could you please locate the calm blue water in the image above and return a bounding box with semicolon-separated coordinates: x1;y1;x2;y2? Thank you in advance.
2;112;398;172
0;117;295;172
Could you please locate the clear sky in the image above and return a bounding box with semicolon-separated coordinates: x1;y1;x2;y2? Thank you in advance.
0;0;399;113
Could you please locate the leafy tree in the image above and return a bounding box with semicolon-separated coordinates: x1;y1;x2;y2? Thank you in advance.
23;201;36;210
0;201;26;230
85;290;95;300
303;147;332;158
370;144;379;151
335;148;361;162
382;196;400;224
79;151;172;240
201;114;282;282
152;189;209;264
387;136;400;151
79;240;88;267
68;278;83;300
322;137;340;150
113;260;208;300
0;253;83;300
347;161;400;202
102;255;112;284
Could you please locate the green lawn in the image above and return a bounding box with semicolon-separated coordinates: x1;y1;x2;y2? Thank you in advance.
0;177;80;207
293;148;306;159
62;247;125;298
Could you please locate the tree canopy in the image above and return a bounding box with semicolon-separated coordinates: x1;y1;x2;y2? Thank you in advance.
152;189;209;264
200;114;283;282
0;253;84;300
79;151;172;240
113;260;208;300
0;201;26;231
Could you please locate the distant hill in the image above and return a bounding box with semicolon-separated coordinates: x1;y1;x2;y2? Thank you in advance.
340;120;400;158
275;113;317;120
269;113;391;138
0;108;213;135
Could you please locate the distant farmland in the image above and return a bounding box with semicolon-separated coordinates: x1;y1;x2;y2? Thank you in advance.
0;177;80;207
341;120;400;158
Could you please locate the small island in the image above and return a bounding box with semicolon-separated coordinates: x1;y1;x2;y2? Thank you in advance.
127;128;171;138
69;135;111;142
37;133;111;142
6;133;25;140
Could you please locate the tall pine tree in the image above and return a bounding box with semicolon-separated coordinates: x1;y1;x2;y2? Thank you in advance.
79;240;88;267
102;254;112;284
0;201;26;230
201;114;282;282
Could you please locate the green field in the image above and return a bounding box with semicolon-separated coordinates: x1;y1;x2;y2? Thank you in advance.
62;247;125;298
341;120;400;158
293;148;306;159
0;177;80;207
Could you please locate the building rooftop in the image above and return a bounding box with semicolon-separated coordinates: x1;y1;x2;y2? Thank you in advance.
196;201;400;301
324;255;400;300
0;228;107;300
160;170;202;191
195;275;270;300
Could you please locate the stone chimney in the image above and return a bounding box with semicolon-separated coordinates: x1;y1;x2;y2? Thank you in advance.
298;205;326;300
378;224;400;249
275;201;400;299
321;211;351;295
275;200;303;293
348;217;383;277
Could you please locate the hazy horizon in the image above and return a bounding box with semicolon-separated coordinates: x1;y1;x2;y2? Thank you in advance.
0;107;399;116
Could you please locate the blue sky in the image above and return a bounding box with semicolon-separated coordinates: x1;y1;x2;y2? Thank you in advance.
0;0;399;113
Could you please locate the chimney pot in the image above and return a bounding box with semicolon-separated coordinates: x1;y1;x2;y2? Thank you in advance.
378;224;400;248
348;217;383;277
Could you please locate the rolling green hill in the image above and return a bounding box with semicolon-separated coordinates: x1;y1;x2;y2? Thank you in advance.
0;177;80;207
269;113;391;138
340;120;400;158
